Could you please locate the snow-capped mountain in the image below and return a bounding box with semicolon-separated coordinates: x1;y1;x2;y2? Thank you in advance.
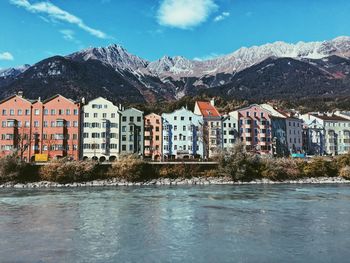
0;64;30;78
146;36;350;77
67;44;148;72
1;36;350;103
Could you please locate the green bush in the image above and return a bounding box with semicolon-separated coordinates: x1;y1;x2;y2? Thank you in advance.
216;142;261;181
0;153;32;183
261;158;303;181
303;157;338;178
40;159;99;183
108;155;153;182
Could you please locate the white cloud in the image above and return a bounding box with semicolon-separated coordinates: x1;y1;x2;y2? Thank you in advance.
60;29;75;41
157;0;218;29
193;52;223;61
10;0;109;39
60;29;81;45
213;11;230;22
0;52;14;61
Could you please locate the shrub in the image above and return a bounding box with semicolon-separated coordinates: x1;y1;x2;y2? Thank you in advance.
336;153;350;169
0;153;31;183
339;166;350;180
158;163;200;179
203;169;220;178
40;159;99;183
216;142;261;181
303;157;338;178
108;155;153;182
261;158;303;181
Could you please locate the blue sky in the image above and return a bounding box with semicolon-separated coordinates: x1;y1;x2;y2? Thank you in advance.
1;0;350;68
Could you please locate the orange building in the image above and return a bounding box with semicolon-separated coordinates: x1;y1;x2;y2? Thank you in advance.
0;93;81;161
144;113;162;160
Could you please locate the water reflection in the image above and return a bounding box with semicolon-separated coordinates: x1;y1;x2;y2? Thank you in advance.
1;185;350;262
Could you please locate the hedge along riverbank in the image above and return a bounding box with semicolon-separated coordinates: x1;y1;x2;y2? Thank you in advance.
1;144;350;184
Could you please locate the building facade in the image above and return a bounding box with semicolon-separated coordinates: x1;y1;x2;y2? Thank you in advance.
120;108;144;156
222;111;239;151
162;107;204;159
0;93;81;161
302;113;350;155
144;113;162;160
194;100;222;158
41;95;81;160
82;97;120;162
235;104;273;155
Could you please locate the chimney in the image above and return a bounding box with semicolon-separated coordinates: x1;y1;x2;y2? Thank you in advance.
38;97;41;102
81;97;86;104
17;91;23;97
210;98;215;106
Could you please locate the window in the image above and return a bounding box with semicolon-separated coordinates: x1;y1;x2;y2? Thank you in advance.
17;109;22;115
74;109;78;115
183;125;186;131
2;109;6;116
83;133;89;138
58;109;63;115
94;113;98;118
25;121;30;127
111;113;116;118
33;121;39;127
181;116;184;121
130;116;134;122
51;109;56;115
103;113;107;118
73;134;78;140
44;109;48;115
56;120;64;127
25;109;30;116
174;125;177;131
73;121;78;127
10;109;14;116
66;109;71;115
137;116;141;122
122;116;127;122
85;113;89;118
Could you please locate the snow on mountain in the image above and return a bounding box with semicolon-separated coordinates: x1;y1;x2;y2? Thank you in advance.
0;64;30;78
66;44;148;72
63;36;350;81
146;36;350;77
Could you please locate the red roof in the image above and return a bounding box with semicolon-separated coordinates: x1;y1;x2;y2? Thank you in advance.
196;101;221;117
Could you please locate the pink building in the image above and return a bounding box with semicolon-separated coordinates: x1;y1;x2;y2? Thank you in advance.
41;95;81;160
144;113;162;160
0;93;34;161
0;93;81;161
236;104;273;154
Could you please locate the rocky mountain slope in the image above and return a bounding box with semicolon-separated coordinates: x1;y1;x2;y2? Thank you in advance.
0;36;350;103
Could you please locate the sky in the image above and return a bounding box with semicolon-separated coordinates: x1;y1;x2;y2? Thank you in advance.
1;0;350;69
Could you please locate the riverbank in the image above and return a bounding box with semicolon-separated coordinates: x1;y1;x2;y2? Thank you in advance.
1;176;350;188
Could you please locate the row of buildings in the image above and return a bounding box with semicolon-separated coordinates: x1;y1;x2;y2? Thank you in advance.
0;92;349;162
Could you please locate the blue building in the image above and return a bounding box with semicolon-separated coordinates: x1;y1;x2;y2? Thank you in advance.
162;107;204;159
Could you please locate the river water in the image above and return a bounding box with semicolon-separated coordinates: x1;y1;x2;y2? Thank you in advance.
1;185;350;263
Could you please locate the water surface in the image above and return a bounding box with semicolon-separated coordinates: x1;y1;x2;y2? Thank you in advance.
1;185;350;262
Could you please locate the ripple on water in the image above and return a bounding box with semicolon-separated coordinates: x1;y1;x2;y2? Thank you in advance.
1;184;350;263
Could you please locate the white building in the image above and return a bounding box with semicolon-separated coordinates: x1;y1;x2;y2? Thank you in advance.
162;107;204;159
82;97;120;162
120;108;144;156
222;111;239;151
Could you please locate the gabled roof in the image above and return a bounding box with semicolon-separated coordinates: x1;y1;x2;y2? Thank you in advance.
0;94;32;105
43;94;79;105
195;101;221;117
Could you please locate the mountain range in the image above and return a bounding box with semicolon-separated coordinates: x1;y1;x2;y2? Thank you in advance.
1;36;350;104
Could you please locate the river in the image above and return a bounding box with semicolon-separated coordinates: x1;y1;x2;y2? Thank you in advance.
1;185;350;262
